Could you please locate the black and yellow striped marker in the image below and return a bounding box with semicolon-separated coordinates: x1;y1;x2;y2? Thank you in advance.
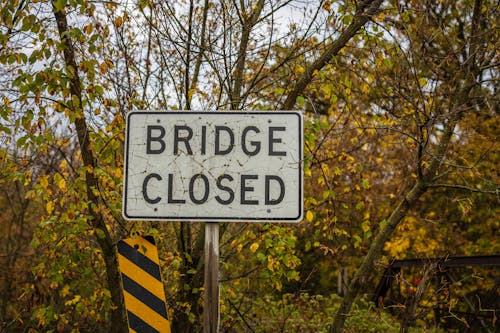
117;236;171;333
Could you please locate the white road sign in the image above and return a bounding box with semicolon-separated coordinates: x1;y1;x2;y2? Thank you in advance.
123;111;303;222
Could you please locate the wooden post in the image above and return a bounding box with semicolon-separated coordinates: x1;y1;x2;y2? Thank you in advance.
204;222;219;333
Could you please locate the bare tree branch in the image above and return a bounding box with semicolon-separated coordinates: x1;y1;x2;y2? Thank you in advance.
282;0;384;110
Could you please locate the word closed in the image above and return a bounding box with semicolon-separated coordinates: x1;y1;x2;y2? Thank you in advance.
123;111;303;222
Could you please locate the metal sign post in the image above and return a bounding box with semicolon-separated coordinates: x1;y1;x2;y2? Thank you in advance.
203;222;219;333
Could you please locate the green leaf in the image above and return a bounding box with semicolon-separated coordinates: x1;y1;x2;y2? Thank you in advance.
95;228;106;239
296;95;305;106
72;94;80;108
53;0;67;12
383;58;393;69
343;14;353;25
139;0;150;10
171;259;180;269
353;235;362;248
94;85;104;95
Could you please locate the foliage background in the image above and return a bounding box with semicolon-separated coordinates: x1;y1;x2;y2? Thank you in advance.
0;0;497;332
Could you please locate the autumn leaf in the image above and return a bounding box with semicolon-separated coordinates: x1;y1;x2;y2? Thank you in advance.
250;242;259;253
114;16;123;28
306;210;314;222
99;62;108;74
58;178;67;191
40;175;49;189
46;201;55;214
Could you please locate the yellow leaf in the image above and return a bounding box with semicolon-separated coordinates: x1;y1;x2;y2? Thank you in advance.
105;59;114;69
267;256;275;271
376;12;385;21
250;242;259;253
361;83;370;93
322;0;331;11
59;159;67;170
46;201;55;214
114;16;123;28
58;178;66;191
83;24;93;34
99;62;108;74
40;175;49;189
23;172;31;186
295;65;305;74
60;284;71;297
322;190;330;200
306;210;314;222
64;295;81;306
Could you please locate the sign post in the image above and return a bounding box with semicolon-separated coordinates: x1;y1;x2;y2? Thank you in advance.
123;111;303;332
204;222;219;333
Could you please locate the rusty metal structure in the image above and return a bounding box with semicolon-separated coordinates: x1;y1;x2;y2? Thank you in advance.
374;255;499;332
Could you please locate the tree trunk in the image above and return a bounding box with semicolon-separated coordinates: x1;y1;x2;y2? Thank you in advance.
329;0;486;329
51;3;127;332
330;180;427;333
